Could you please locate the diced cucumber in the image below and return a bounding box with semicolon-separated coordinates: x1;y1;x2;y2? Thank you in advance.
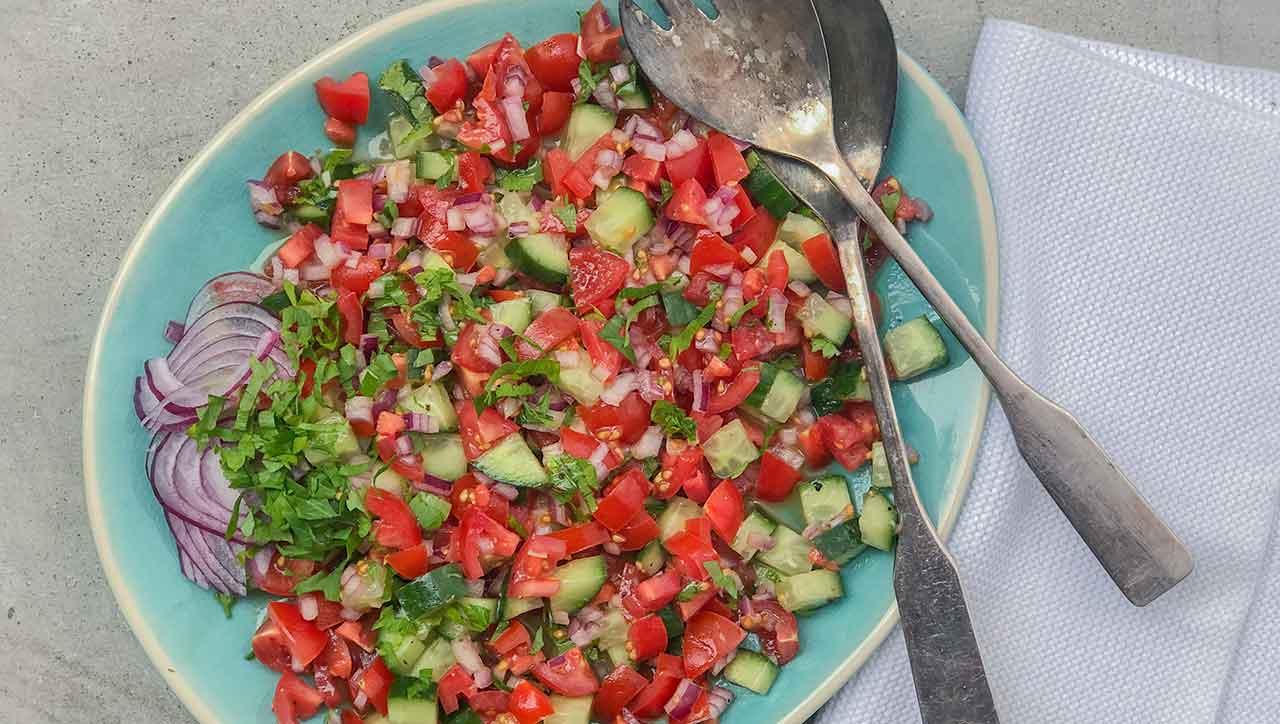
364;715;390;724
799;475;854;527
549;555;607;613
742;363;806;424
498;191;539;226
813;518;866;566
585;188;655;254
385;635;428;675
409;492;451;532
756;524;813;576
545;695;594;724
637;539;667;575
526;289;565;316
755;489;807;534
491;296;534;334
416;150;453;181
501;595;543;621
723;649;780;694
617;78;652;110
418;434;468;481
777;212;829;248
596;608;630;655
563;104;618;161
796;294;852;345
473;433;548;487
554;349;604;405
658;497;703;542
656;606;684;639
389;114;434;159
730;510;777;561
403;382;459;432
421;250;453;273
871;442;890;488
884;316;949;380
458;597;498;629
757;241;817;283
860;489;899;551
508;233;570;286
703;419;759;479
373;466;408;496
777;569;843;612
387;695;438;724
743;151;799;220
753;561;785;587
408;636;455;680
305;413;360;464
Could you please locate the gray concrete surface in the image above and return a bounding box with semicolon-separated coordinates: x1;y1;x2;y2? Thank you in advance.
0;0;1275;721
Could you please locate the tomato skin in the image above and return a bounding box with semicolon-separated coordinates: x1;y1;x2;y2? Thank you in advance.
703;479;745;543
491;621;532;656
533;647;599;696
526;33;581;91
569;247;630;309
741;598;800;665
688;233;740;275
664;518;718;581
622;154;663;185
593;468;649;532
543;147;574;196
580;319;622;382
336;290;363;346
431;229;481;271
765;247;789;291
451;322;500;375
450;473;511;523
628;615;668;661
819;407;878;471
457;151;494;194
730;205;779;258
729;186;757;230
802;338;833;381
427;58;469;113
656;447;705;499
508;679;555;724
615;510;661;551
318;630;354;677
801;232;846;292
730;320;775;362
336;178;374;225
629;667;681;719
547;520;611;555
384;542;430;579
538;90;575;135
437;664;478;714
757;451;803;502
632;567;682;612
466;40;502;76
278;224;323;268
264;151;314;191
458;508;521;579
457;403;521;460
518;307;580;359
365;487;423;550
253;556;317;597
560;427;623;471
251;619;293;673
664;137;711;189
706;131;750;186
594;665;649;721
324;116;357;147
580;1;623;64
272;670;325;724
684;611;747;679
705;366;760;415
666;178;709;226
508;534;569;598
331;254;383;295
578;392;651;445
314;72;370;125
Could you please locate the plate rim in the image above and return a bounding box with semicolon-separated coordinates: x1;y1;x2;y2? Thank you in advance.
81;3;999;721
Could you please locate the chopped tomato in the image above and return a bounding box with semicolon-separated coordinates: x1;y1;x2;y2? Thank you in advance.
339;710;363;724
730;320;775;361
330;204;370;250
705;366;760;415
324;116;357;147
509;534;569;598
277;224;323;268
703;479;745;543
706;131;750;186
388;310;438;349
623;154;663;186
757;451;803;502
570;247;630;309
690;412;724;449
627;615;668;661
664;518;718;581
480;34;544;111
335;620;377;653
508;679;555;724
427;58;469;113
466;40;501;75
350;656;392;717
336;290;363;346
543;148;574;196
580;318;623;381
251;619;293;673
317;630;354;677
456;403;520;460
666;178;709;226
765;247;789;291
594;665;649;721
455;151;493;193
563;166;595;199
253;556;317;597
491;621;532;656
730;205;780;258
593;468;649;532
272;670;324;724
629;663;681;719
451;322;500;374
729;186;757;230
331;254;383;295
450;473;511;523
431;229;481;271
580;1;623;64
468;690;511;719
263;151;313;191
457;508;521;578
674;587;718;621
560;427;623;471
689;233;740;275
518;306;580;359
539;90;575;135
579;392;651;445
656;447;706;500
802;233;846;291
336;179;374;225
741;598;800;665
819;408;877;471
314;72;370;125
437;664;478;714
526;33;580;91
633;567;683;614
615;510;660;551
547;521;611;555
457;96;510;154
533;646;599;696
802;338;833;381
684;610;747;678
365;487;423;550
664;137;712;189
384;543;430;579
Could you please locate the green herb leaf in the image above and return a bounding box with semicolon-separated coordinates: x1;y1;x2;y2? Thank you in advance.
544;454;599;510
599;315;635;364
294;565;346;602
390;674;439;702
728;299;758;327
810;361;865;416
553;202;578;233
810;336;840;358
880;191;901;220
651;400;697;441
398;563;469;618
516;391;557;428
213;592;236;619
409;492;451;532
667;298;719;360
577;60;604;104
496;159;543;192
659;179;675;205
477;359;560;411
676;582;703;602
703;561;739;601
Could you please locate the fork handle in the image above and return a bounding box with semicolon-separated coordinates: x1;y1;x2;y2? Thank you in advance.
831;205;1001;724
820;157;1194;606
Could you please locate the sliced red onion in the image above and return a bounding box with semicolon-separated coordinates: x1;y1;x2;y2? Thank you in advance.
163;320;185;344
704;686;734;721
503;64;528;98
299;593;320;621
406;412;440;434
299;260;330;281
312;234;344;269
618;710;642;724
542;442;565;458
595;149;621;170
254;210;282;228
475;328;502;367
590;167;616;190
609;64;630;82
637;370;666;403
788;280;813;297
247;180;283;215
282;268;300;285
507;220;531;238
590;362;613;383
472;667;493;689
446;206;467;231
431;361;453;382
747;531;777;551
666;679;704;720
827;294;853;318
593;79;619;111
767;290;788;333
368;243;392;260
412;474;453;498
500;96;531;142
570;77;582;96
636;139;667;162
665;129;699;159
691;371;707;413
588;443;610;479
771;444;805;470
552;609;571;625
492;483;519;501
367;221;390;239
739;246;759;265
345;396;374;429
451;637;485;673
702;263;733;280
438;293;456;331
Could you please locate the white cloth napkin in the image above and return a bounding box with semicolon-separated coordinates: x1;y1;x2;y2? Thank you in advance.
818;19;1280;724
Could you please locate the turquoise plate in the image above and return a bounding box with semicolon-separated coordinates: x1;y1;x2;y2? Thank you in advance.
84;1;997;722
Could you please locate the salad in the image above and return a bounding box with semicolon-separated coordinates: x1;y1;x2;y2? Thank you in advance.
132;3;945;723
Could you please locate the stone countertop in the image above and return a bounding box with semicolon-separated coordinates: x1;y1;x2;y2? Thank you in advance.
0;0;1275;721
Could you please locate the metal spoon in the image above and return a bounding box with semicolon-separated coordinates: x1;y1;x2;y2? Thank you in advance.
622;0;1192;608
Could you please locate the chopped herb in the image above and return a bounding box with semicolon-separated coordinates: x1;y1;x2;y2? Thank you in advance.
659;179;675;205
390;674;439;702
398;563;469;618
703;561;740;601
213;592;236;619
409;492;450;532
477;359;560;411
810;336;840;358
810;361;866;416
880;191;901;220
553;202;578;233
516;391;557;428
379;60;435;126
728;299;758;326
676;582;702;602
667;298;719;360
496;159;543;192
651;400;697;441
577;60;604;104
599;314;635;364
661;290;699;327
544;454;599;510
294;564;347;602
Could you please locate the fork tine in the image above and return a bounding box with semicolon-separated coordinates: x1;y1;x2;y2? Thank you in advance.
655;0;709;27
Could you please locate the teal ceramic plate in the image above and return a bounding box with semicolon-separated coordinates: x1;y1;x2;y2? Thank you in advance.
84;1;997;722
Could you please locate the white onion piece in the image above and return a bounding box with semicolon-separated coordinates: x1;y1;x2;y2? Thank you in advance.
451;638;485;674
767;289;788;333
500;96;531;142
556;350;582;368
600;371;639;406
632;426;663;459
827;294;853;317
390;216;418;238
447;206;466;231
788;280;813;297
589;443;610;479
385;159;413;203
299;594;319;621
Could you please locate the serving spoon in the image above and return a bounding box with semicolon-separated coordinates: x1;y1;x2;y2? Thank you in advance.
621;0;1193;609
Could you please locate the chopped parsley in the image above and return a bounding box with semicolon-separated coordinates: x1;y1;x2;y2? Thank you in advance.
476;359;560;411
496;159;543;191
810;336;840;358
544;454;599;511
553;201;578;233
651;400;697;441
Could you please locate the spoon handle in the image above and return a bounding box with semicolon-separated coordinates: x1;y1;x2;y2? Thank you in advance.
831;208;1001;724
820;157;1194;606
